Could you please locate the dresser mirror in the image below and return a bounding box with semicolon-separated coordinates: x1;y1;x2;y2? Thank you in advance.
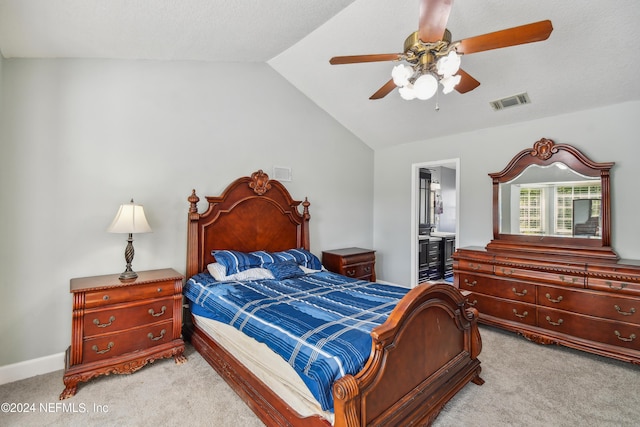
487;138;617;259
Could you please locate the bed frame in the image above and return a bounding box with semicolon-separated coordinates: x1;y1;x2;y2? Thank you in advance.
184;170;484;426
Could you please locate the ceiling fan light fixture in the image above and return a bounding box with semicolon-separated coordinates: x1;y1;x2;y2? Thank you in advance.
441;74;462;94
436;51;461;77
391;64;414;87
413;73;438;100
399;84;417;100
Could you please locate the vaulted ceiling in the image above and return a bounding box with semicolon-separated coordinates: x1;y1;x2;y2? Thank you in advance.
1;0;639;150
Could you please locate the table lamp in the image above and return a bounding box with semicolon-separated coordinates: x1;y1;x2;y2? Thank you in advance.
108;199;152;281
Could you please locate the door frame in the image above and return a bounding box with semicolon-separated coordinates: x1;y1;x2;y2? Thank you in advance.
410;158;460;287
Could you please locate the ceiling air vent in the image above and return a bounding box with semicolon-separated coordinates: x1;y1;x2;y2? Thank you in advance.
490;92;531;111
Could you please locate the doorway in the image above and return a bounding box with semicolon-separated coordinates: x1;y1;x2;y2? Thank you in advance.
410;159;460;287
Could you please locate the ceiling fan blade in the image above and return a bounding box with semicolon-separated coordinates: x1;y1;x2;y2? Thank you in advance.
418;0;454;42
330;54;402;65
370;79;397;100
455;69;480;94
456;20;553;55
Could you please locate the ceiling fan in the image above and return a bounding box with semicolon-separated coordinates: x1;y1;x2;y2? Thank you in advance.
329;0;553;101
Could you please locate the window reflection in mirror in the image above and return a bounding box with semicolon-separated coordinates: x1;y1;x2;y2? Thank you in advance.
498;162;602;238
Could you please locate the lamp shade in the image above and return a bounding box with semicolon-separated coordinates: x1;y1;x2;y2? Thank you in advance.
107;200;152;234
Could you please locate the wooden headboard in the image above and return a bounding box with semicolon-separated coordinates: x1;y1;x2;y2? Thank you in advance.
186;170;310;278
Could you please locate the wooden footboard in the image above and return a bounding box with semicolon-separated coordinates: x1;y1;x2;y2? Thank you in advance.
333;283;483;427
184;282;482;427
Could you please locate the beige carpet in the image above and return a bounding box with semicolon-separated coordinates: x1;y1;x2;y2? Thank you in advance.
1;325;639;426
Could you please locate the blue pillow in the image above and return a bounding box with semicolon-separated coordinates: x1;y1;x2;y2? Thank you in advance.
273;248;322;270
212;250;261;275
250;250;279;267
265;261;305;280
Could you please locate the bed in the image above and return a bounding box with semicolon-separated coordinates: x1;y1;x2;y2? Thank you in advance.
183;170;483;426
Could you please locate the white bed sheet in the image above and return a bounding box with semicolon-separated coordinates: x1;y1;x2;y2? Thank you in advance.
193;314;334;424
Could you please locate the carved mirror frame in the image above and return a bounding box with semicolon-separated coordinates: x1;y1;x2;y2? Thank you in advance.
486;138;617;260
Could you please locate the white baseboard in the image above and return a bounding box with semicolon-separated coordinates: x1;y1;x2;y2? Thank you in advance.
0;352;65;386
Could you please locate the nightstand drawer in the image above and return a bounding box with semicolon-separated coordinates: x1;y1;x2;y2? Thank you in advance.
84;281;176;308
344;263;374;280
82;320;173;364
83;297;174;337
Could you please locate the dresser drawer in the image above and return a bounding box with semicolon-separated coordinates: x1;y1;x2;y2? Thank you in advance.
458;273;536;304
464;293;537;326
82;321;173;364
84;281;176;308
494;265;584;288
587;277;640;297
83;297;174;337
457;259;493;274
538;285;640;324
537;307;640;351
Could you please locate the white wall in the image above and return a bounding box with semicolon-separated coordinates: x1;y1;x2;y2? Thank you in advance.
373;101;640;285
0;58;374;366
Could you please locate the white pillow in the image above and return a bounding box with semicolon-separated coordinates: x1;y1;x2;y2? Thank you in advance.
300;265;323;274
207;262;228;281
207;263;275;281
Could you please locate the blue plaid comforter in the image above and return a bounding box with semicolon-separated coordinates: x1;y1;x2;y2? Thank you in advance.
184;271;408;411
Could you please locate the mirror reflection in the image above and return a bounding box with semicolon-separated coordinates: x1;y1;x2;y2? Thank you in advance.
498;162;602;238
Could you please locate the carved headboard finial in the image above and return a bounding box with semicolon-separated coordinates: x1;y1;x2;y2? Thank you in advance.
530;138;558;160
188;189;200;213
249;170;272;195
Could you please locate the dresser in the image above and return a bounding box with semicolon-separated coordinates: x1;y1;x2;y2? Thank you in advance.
454;247;640;364
453;138;640;365
322;247;376;281
60;268;186;399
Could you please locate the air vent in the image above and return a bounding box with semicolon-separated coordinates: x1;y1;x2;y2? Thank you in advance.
490;92;531;111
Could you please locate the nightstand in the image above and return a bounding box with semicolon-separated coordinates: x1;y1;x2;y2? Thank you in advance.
322;247;376;282
60;268;186;399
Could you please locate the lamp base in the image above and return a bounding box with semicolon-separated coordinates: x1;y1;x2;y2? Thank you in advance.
119;234;138;281
119;269;138;281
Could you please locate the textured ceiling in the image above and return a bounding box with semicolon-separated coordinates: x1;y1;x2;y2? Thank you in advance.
1;0;639;150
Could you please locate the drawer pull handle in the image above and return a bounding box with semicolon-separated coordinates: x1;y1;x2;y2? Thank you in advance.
464;279;477;287
558;275;579;284
545;316;564;326
92;342;114;355
93;316;116;328
614;331;636;342
468;263;481;271
512;288;528;297
157;287;162;293
614;305;636;316
346;270;356;276
148;329;166;341
606;281;628;291
102;295;109;301
363;266;371;273
545;293;564;303
501;268;514;276
512;309;528;319
149;306;167;317
466;299;478;307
